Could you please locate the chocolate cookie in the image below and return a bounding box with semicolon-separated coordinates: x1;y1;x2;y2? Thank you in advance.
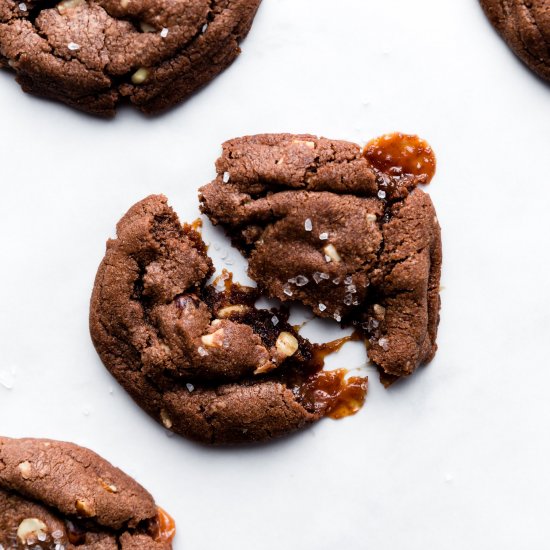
89;195;367;445
0;436;175;549
479;0;549;82
0;0;261;116
199;133;442;383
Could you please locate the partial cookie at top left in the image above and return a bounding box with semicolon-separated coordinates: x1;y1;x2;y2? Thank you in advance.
0;0;261;116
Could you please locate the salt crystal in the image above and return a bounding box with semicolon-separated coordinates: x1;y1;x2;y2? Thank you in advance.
52;531;64;541
320;273;330;280
319;232;329;240
271;315;279;326
304;218;313;231
334;312;342;322
346;284;356;294
67;42;80;51
38;533;47;542
378;190;386;199
313;272;324;284
295;275;309;286
283;284;293;297
378;337;389;351
197;346;208;357
202;23;208;32
18;2;26;10
344;294;353;306
222;171;230;183
332;277;340;285
318;303;326;312
344;275;353;285
353;299;359;305
186;383;195;392
160;27;169;38
324;255;332;263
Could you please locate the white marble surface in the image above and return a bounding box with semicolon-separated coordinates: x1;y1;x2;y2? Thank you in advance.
1;0;549;548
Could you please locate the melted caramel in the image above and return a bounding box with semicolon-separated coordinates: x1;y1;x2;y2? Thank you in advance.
190;218;203;232
156;507;176;543
296;331;367;419
363;132;436;185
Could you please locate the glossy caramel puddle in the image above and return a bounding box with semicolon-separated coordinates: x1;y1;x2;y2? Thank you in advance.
363;132;436;184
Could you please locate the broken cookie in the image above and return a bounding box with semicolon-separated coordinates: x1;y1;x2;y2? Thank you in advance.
479;0;549;82
199;133;442;384
0;0;261;116
0;436;175;549
89;195;367;445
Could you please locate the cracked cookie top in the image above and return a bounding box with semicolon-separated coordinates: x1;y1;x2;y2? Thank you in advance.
0;436;175;549
479;0;549;81
0;0;261;115
200;133;442;382
89;194;367;444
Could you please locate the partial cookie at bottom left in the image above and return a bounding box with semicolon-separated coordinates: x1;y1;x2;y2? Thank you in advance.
0;436;175;549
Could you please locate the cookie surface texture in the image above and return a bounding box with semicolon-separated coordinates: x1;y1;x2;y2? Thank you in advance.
200;134;442;383
479;0;549;81
0;436;174;549
0;0;262;116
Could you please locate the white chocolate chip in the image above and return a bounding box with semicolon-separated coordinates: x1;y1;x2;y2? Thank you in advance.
323;244;341;263
17;519;48;544
201;328;225;347
75;499;95;517
217;305;248;318
254;362;277;375
373;304;386;319
276;332;299;357
292;139;315;149
120;0;129;7
139;21;156;32
160;409;173;429
57;0;84;13
18;461;32;479
131;68;149;85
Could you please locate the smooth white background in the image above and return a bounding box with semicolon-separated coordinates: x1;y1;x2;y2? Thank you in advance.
1;0;549;547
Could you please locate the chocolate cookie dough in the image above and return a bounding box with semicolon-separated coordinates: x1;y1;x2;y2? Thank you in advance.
479;0;549;82
0;0;261;116
200;133;442;384
0;436;175;549
89;195;366;445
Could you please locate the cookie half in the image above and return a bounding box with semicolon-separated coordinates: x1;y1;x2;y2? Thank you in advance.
0;0;261;116
0;436;175;549
200;133;442;383
89;195;367;444
479;0;549;82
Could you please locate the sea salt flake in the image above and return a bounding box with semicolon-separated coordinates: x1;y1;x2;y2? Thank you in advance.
334;312;342;322
318;303;327;312
320;273;330;280
295;275;309;286
222;171;230;183
346;284;356;294
319;232;329;240
67;42;80;51
332;277;340;285
202;23;208;32
313;272;324;284
304;218;313;231
283;284;293;297
344;294;353;306
18;2;26;10
38;533;47;543
160;27;169;37
344;275;353;285
377;190;386;199
197;346;208;357
378;337;389;351
186;383;195;392
325;255;332;263
271;315;279;326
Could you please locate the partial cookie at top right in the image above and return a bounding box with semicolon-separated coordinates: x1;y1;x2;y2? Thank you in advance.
479;0;550;82
200;133;442;384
